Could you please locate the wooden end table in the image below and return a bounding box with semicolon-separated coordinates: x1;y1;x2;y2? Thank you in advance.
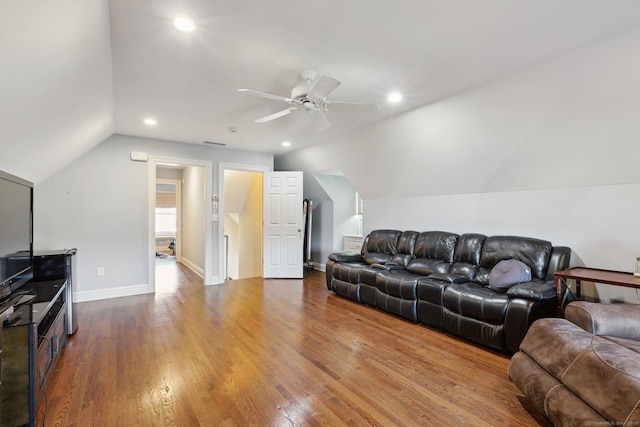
555;267;640;315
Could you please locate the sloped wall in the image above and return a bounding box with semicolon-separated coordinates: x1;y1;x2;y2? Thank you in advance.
276;26;640;301
0;0;114;184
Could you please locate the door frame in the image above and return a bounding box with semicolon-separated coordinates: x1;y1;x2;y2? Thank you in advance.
148;156;213;292
218;162;269;283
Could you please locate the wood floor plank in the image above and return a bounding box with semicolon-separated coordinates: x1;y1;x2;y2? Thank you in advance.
38;262;549;426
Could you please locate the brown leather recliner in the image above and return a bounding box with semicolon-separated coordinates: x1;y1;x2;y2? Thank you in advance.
509;301;640;426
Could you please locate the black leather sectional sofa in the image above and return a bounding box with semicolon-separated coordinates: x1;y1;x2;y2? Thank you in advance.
326;230;571;353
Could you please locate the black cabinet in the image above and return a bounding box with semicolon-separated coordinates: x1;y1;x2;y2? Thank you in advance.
1;280;67;427
0;307;13;419
32;250;77;335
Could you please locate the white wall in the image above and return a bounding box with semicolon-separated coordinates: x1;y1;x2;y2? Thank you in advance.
181;166;205;276
314;174;360;251
34;134;272;301
238;173;263;279
276;25;640;301
223;170;262;280
0;0;114;185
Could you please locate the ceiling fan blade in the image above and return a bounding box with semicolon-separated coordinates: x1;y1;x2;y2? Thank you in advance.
324;101;379;112
238;88;292;103
254;107;297;123
306;109;331;132
307;76;341;100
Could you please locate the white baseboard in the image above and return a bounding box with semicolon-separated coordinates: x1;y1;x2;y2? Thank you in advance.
207;275;223;286
74;283;149;303
180;257;204;278
312;262;326;272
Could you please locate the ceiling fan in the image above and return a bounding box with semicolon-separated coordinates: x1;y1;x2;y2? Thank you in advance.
238;70;379;131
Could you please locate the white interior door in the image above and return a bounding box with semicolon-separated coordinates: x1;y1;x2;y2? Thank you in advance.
263;171;303;278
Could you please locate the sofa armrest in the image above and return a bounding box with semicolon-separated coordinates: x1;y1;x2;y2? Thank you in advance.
328;252;363;262
428;273;470;284
566;301;640;341
506;280;556;301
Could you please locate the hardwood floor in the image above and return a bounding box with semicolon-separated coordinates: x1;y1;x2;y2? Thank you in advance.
40;262;550;426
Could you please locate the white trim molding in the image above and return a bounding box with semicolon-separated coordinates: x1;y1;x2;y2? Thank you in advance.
75;283;149;302
312;262;326;272
180;257;204;279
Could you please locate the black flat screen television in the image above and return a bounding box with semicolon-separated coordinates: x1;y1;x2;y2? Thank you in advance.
0;170;33;299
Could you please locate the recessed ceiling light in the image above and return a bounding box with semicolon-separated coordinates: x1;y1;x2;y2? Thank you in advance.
387;92;402;103
144;118;157;126
282;141;291;147
174;16;195;33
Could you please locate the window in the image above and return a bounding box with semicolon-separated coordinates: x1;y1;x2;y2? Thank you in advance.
155;207;177;236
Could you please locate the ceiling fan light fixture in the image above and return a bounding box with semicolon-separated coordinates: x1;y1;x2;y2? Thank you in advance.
238;70;377;132
301;101;316;112
174;16;195;33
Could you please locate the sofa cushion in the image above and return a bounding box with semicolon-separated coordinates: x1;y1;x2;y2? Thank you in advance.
506;280;555;301
479;236;553;282
413;231;459;261
448;262;479;281
604;336;640;355
443;282;509;324
364;229;402;255
363;253;393;265
332;262;367;284
396;230;419;255
382;230;416;266
442;309;505;351
406;258;451;276
331;278;360;302
454;233;487;265
520;318;593;379
566;301;640;341
376;292;417;322
406;231;459;275
376;269;424;299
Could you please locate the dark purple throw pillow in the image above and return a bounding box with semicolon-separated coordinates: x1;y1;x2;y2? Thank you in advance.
489;259;532;291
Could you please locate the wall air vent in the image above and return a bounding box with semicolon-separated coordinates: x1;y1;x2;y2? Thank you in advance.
204;141;226;147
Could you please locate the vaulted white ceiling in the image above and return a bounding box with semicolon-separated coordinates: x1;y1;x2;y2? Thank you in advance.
3;0;640;184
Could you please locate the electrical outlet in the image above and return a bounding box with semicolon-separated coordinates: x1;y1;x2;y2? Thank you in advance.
97;267;105;276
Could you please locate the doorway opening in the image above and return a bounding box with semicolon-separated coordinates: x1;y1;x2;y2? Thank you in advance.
219;164;267;281
154;176;181;293
223;170;263;280
148;157;212;293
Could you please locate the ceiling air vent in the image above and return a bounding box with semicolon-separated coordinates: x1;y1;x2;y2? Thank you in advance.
204;141;226;147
